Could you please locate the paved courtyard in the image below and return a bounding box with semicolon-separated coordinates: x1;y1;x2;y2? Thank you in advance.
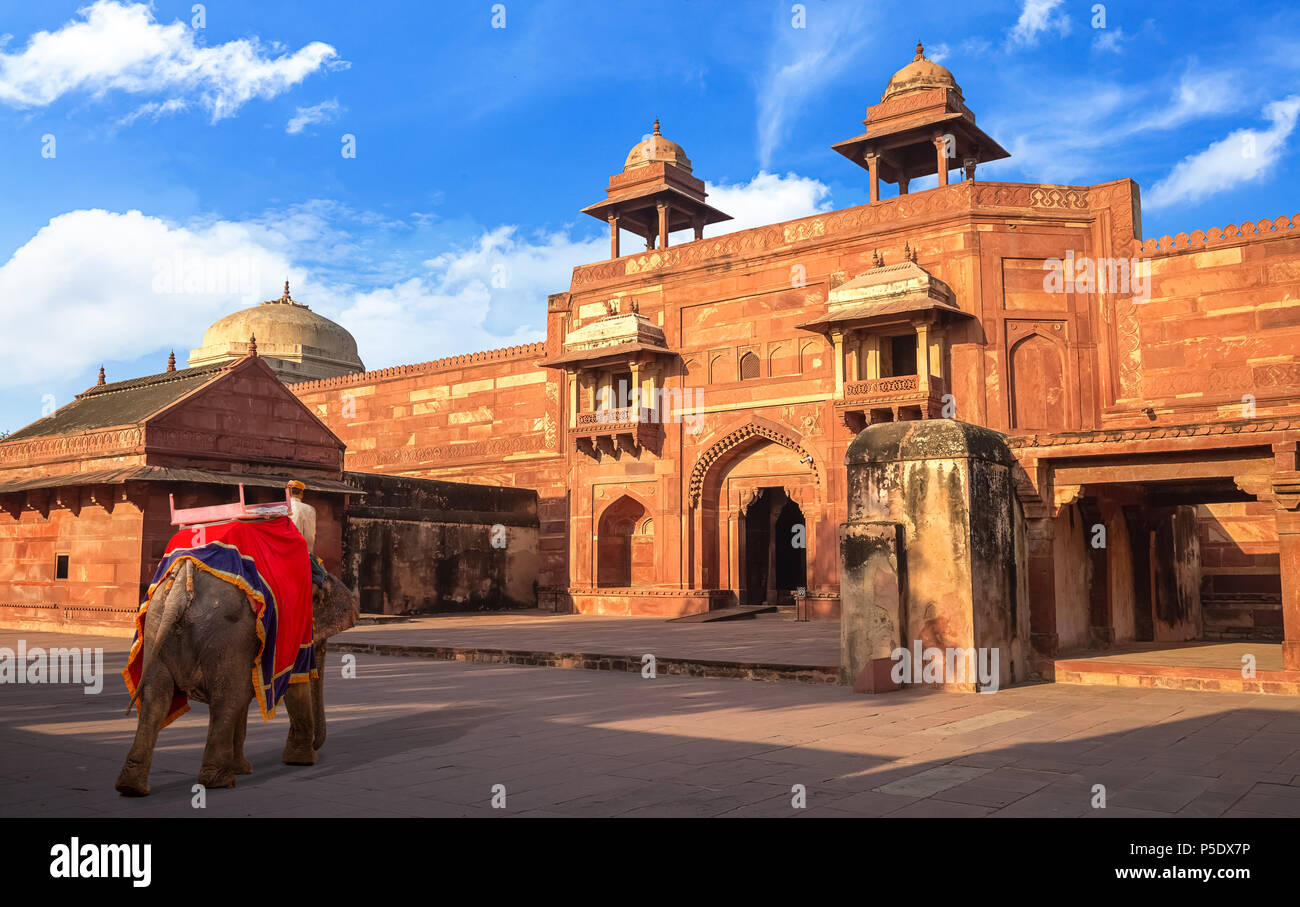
2;628;1300;818
336;610;841;669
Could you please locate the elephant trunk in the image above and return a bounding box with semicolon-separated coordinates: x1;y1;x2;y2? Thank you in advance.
125;558;195;715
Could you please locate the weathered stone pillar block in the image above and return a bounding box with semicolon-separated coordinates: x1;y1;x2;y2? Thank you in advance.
839;521;904;692
841;420;1030;692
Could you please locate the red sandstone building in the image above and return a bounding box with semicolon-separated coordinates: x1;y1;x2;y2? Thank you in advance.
3;46;1299;684
0;355;355;633
290;46;1300;676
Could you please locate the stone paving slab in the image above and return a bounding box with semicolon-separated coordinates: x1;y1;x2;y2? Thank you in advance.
333;611;840;673
2;628;1300;818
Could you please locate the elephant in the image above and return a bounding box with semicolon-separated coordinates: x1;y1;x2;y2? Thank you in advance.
115;558;360;797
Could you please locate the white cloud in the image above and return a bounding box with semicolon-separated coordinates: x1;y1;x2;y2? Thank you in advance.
0;1;342;122
117;97;188;127
0;209;294;390
0;170;835;393
1008;0;1072;47
287;98;342;135
1145;96;1300;210
1092;27;1128;54
756;2;869;168
987;66;1247;183
704;171;833;234
925;42;951;64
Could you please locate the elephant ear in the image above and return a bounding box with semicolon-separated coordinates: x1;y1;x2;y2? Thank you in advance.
313;573;361;643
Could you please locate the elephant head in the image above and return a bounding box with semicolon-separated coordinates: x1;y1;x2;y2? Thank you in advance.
312;571;360;643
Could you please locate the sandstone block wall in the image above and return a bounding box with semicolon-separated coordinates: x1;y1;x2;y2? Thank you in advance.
341;471;539;614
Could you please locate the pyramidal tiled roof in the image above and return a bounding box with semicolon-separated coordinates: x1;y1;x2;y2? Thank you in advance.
3;363;228;443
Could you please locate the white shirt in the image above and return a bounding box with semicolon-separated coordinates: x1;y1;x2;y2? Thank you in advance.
289;496;317;553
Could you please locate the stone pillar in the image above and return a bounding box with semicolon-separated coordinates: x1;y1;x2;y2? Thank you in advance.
839;521;904;693
1025;515;1059;656
914;322;930;389
831;329;845;395
842;420;1028;693
1079;499;1114;648
730;507;744;604
963;158;977;182
608;214;620;259
692;215;704;241
898;175;909;195
567;373;578;428
864;150;880;203
929;325;946;381
1279;509;1300;671
657;202;670;250
933;134;949;188
1273;444;1300;670
628;359;641;412
863;335;880;380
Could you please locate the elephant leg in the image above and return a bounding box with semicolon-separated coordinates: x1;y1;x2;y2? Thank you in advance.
232;696;254;774
311;641;327;751
115;668;177;797
281;679;317;765
197;691;248;789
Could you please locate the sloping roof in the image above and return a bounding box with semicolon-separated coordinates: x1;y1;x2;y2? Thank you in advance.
4;364;227;443
0;465;360;495
798;297;973;331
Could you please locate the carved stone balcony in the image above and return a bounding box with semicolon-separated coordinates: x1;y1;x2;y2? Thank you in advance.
837;374;948;431
571;407;663;459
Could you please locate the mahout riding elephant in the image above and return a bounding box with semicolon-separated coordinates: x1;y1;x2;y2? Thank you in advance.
115;560;360;796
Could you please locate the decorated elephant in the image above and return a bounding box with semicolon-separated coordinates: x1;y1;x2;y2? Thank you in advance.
115;559;360;797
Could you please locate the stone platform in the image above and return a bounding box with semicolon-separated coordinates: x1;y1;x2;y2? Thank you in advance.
332;610;840;684
1049;642;1300;696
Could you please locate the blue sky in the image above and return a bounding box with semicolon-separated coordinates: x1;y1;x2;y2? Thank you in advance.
0;0;1297;434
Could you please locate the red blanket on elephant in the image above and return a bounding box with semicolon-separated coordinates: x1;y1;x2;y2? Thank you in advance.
123;516;316;727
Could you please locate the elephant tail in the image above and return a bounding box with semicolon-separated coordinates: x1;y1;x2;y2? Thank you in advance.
125;559;194;715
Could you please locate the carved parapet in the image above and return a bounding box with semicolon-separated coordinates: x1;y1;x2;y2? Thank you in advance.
571;407;662;460
838;374;948;425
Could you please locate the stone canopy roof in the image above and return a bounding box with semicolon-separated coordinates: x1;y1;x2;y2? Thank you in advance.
798;260;973;333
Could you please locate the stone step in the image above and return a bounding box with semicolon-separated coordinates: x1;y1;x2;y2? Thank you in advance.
667;605;779;623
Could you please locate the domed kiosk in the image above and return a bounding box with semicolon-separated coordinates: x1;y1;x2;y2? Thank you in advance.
187;281;365;384
832;42;1009;201
581;119;732;258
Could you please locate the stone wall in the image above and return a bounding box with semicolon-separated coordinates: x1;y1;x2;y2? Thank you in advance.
341;472;539;615
0;497;145;634
1130;225;1300;421
291;344;568;604
1197;501;1282;640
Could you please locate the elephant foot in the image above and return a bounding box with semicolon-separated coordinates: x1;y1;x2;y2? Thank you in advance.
233;757;254;775
115;766;150;798
281;743;317;766
197;766;237;789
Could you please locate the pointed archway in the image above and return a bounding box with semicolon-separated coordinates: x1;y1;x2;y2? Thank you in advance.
686;415;822;600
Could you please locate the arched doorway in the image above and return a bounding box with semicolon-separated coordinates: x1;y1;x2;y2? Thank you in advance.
741;487;807;605
596;494;651;587
1010;332;1068;431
